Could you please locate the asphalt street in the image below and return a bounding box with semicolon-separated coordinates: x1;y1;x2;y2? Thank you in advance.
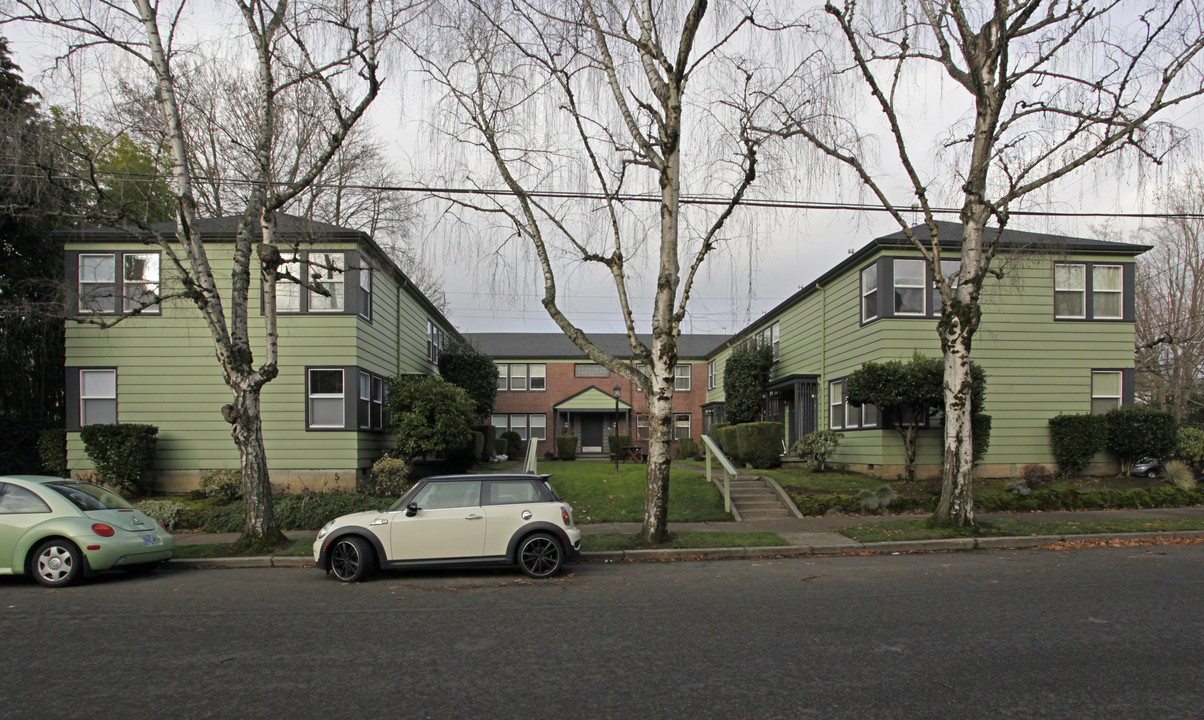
2;545;1203;719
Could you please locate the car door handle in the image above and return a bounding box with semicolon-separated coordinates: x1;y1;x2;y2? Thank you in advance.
465;514;484;520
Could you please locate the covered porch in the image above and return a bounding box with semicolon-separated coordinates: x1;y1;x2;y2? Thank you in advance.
553;385;633;457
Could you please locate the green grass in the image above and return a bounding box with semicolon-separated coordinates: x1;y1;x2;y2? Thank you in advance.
172;538;314;559
581;531;786;552
541;460;730;523
840;516;1204;543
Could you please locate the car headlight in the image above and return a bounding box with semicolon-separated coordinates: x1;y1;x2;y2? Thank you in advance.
317;520;335;540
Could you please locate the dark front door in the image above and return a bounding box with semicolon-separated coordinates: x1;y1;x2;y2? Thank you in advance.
581;415;604;453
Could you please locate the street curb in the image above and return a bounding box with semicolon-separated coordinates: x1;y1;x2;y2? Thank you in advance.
164;530;1204;569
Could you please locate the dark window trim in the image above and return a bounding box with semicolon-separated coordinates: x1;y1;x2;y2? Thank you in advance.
266;250;361;318
304;365;361;432
66;250;163;317
1054;261;1135;323
65;366;118;432
827;376;881;431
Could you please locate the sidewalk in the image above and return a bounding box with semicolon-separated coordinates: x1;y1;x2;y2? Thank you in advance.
167;505;1204;569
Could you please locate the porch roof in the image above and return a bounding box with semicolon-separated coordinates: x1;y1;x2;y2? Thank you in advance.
554;386;633;412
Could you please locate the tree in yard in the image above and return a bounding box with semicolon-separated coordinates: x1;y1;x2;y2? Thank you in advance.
845;352;985;482
386;375;477;461
4;0;416;549
1135;168;1204;421
796;1;1204;526
437;339;498;419
414;0;823;543
0;36;73;427
722;339;776;426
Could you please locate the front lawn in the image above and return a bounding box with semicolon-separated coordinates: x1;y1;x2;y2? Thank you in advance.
540;460;730;523
839;516;1204;543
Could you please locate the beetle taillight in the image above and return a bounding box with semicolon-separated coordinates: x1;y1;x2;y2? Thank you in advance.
92;523;115;537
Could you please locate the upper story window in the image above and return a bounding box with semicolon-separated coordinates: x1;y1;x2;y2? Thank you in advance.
497;363;546;391
277;253;302;312
861;264;878;322
271;250;370;318
707;361;716;390
930;260;960;311
574;363;609;377
308;252;345;312
427;321;445;363
755;322;780;361
893;259;926;315
674;364;691;391
76;252;161;315
357;260;373;320
1054;262;1132;321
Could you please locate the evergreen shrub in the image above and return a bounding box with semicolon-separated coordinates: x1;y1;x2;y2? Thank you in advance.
1048;414;1107;477
677;437;698;459
1104;406;1178;471
736;422;784;469
501;431;523;458
556;436;577;460
38;428;67;477
79;423;158;495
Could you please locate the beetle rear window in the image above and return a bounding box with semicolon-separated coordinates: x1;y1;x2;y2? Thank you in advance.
45;482;134;511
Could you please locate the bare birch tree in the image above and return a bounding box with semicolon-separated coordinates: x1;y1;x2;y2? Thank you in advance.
1136;167;1204;420
3;0;417;548
415;0;824;543
794;0;1204;526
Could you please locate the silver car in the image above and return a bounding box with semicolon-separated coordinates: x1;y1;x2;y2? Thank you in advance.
313;474;581;581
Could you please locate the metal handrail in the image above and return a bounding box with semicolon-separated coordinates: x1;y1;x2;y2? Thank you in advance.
523;436;539;474
700;433;739;513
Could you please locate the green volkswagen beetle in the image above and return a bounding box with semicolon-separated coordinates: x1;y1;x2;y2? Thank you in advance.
0;475;175;587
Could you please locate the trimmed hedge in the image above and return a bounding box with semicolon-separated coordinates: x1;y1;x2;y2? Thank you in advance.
500;431;523;458
556;436;577;460
677;437;698;459
79;423;158;495
607;434;632;456
1048;414;1107;477
736;422;784;469
788;485;1204;517
200;492;389;533
718;425;741;462
1105;406;1178;470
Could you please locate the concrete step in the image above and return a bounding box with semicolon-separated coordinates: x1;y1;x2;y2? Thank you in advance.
739;508;792;520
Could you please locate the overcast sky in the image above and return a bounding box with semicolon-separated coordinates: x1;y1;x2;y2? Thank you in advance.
6;2;1200;337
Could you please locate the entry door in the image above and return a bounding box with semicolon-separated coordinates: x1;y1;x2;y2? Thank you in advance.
581;415;604;452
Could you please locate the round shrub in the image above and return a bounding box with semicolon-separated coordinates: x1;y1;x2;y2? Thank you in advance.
1176;427;1204;468
364;456;410;498
1048;413;1107;477
199;468;243;502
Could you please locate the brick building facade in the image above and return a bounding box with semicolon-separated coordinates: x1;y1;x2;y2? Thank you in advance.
465;333;726;458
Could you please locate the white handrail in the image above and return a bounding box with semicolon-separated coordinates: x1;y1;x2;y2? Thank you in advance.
523;436;539;474
700;433;739;513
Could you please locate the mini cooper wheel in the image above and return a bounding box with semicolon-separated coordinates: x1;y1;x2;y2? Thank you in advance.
517;533;562;579
329;536;373;582
32;539;83;587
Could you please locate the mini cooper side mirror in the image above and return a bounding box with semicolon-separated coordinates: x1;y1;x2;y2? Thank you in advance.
406;502;419;517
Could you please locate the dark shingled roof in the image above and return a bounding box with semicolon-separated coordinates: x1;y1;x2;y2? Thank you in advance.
465;332;729;360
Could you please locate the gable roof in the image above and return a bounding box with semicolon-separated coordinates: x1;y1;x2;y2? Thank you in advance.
57;213;455;335
717;220;1151;353
465;332;728;360
553;385;634;411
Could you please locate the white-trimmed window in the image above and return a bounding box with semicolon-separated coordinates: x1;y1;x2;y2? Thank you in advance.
1054;263;1087;319
529;364;546;390
509;364;528;391
636;413;648;439
1091;370;1122;415
861;264;878;322
308;369;345;428
529;414;547;441
674;413;692;440
308;252;344;312
358;371;372;429
357;259;373;320
122;253;160;313
674;364;691;391
574;363;609;377
80;369;117;425
277;253;302;312
755;322;780;361
707;361;716;390
492;413;546;441
496;363;508;390
1093;265;1123;319
893;259;926;315
930;260;960;312
829;378;879;430
78;254;117;313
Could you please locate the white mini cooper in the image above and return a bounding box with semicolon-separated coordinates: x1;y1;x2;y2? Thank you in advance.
313;474;581;581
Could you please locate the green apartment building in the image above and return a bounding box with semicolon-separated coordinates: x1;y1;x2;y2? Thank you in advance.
61;215;457;492
702;221;1146;479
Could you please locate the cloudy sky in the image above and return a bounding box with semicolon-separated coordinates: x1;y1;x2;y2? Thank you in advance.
6;1;1200;337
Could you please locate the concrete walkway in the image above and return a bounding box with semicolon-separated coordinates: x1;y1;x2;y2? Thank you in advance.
168;505;1204;569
